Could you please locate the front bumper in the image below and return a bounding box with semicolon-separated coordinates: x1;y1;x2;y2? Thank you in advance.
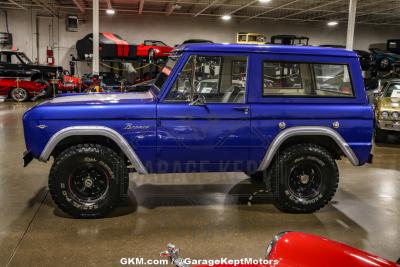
377;120;400;132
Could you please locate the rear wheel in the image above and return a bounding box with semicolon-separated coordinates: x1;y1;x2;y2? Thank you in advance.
49;144;129;218
270;143;339;213
10;87;28;102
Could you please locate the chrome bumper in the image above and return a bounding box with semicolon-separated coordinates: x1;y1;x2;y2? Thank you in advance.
377;120;400;132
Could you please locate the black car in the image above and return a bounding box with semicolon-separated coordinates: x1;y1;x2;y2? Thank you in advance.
319;45;371;70
0;50;63;83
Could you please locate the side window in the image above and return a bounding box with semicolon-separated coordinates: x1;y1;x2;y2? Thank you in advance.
263;62;310;96
313;64;354;96
263;61;354;97
10;54;21;64
165;55;247;103
0;54;7;63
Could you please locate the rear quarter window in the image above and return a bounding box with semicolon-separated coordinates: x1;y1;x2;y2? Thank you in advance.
263;61;355;98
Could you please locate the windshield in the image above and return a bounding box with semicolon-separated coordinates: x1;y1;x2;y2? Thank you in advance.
385;83;400;97
154;54;180;90
18;53;33;64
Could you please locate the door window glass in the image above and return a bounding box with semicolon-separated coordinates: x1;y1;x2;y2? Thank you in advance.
165;55;247;103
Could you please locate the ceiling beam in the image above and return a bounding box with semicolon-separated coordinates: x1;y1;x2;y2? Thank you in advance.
72;0;86;13
138;0;145;14
275;0;342;21
166;0;181;16
8;0;27;10
226;0;258;15
302;0;390;22
105;0;112;9
194;0;219;17
31;0;57;16
242;0;301;22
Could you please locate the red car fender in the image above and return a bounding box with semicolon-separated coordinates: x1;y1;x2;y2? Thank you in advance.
0;79;46;97
267;232;399;267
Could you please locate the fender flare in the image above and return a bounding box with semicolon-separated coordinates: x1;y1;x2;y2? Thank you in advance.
39;126;148;174
257;126;359;172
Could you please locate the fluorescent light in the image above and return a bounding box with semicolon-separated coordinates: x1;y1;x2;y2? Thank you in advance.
327;21;338;26
221;15;231;20
106;9;115;15
259;0;271;3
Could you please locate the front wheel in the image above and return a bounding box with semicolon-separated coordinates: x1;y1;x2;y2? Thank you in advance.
270;143;339;213
10;87;29;102
49;144;129;218
379;58;390;70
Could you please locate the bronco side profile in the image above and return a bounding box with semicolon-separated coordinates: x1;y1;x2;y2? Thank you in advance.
22;44;374;218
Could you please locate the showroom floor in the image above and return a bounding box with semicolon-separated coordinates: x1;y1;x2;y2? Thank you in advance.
0;102;399;266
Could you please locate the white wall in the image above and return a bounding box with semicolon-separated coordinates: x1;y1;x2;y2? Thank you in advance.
1;10;399;75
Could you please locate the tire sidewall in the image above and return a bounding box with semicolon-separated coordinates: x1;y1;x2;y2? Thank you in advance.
273;146;338;212
50;146;123;218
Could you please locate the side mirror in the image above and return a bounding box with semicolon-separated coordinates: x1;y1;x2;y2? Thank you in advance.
189;94;206;106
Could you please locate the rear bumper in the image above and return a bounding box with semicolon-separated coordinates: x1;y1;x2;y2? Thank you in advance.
23;151;34;167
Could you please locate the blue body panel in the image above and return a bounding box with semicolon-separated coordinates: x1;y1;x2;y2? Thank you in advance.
23;44;373;173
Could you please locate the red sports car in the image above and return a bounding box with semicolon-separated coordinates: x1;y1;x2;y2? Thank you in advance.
136;40;173;61
0;78;47;102
161;232;399;267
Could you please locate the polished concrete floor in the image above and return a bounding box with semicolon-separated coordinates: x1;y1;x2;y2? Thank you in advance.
0;102;399;266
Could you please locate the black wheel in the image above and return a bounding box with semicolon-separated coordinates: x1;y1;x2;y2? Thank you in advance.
10;87;29;102
379;58;390;70
148;49;155;62
270;143;339;213
49;144;129;218
374;128;387;143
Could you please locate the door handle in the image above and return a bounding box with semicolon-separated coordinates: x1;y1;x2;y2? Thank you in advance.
233;107;249;114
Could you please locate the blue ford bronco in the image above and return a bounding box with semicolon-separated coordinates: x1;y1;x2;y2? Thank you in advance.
23;44;374;218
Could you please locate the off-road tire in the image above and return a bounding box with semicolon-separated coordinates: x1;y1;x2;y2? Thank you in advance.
374;128;387;143
270;143;339;213
49;144;129;218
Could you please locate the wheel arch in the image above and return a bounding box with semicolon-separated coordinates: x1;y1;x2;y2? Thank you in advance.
257;126;359;172
40;126;148;174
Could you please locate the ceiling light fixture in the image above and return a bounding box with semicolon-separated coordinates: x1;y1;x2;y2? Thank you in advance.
327;21;338;26
222;15;231;20
259;0;271;3
106;9;115;15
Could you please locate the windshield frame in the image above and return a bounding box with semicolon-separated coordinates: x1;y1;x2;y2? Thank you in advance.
153;53;182;91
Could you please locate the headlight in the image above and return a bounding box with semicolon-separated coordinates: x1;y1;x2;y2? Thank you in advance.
381;111;389;119
265;231;290;259
392;112;399;120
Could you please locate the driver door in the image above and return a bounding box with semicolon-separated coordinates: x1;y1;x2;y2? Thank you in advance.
156;54;251;173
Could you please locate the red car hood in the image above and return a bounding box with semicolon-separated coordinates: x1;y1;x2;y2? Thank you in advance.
268;232;399;267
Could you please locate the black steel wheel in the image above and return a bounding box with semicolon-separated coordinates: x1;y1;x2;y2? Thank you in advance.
49;144;129;218
270;143;339;213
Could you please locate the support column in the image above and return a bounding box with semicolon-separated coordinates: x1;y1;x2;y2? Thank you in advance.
346;0;357;50
92;0;99;75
